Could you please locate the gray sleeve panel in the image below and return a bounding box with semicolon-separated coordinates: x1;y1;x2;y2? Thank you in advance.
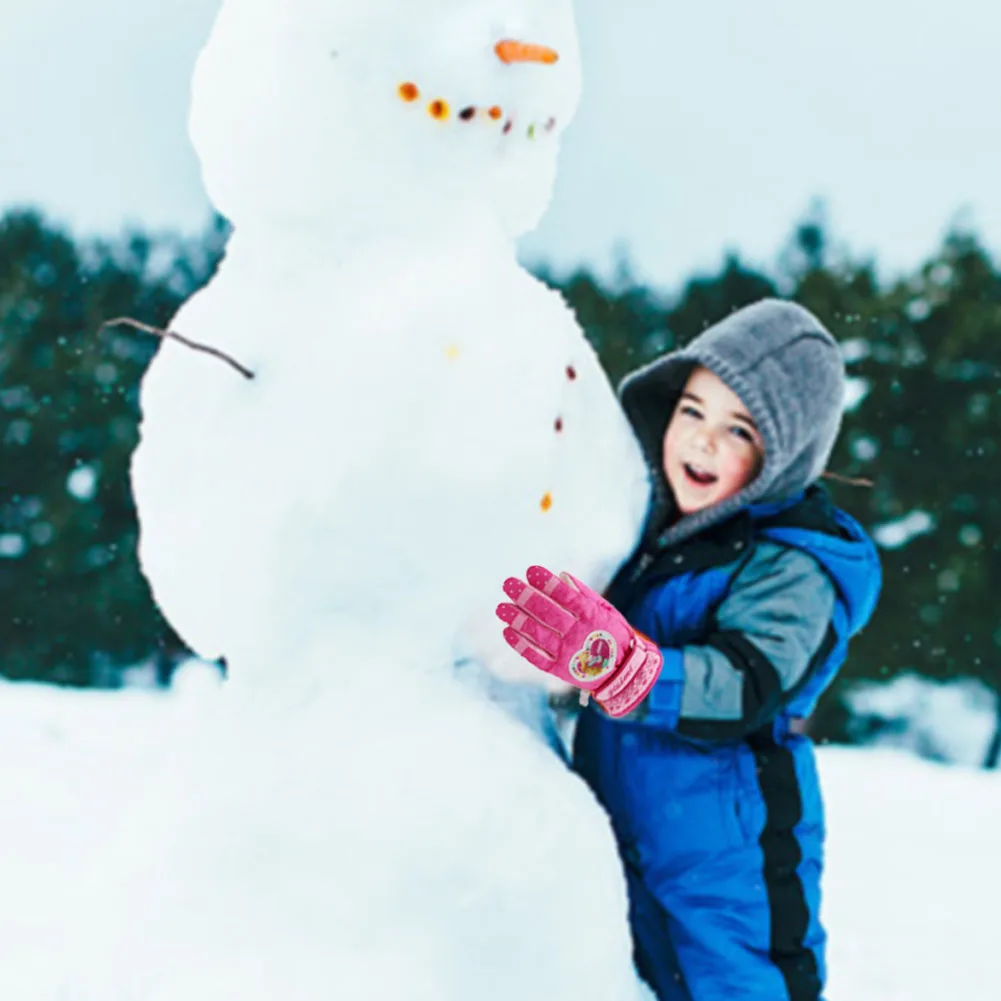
678;542;837;722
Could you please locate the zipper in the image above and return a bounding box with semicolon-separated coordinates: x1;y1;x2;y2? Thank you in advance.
627;550;656;585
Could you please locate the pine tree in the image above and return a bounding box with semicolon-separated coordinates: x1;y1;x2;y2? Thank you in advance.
0;210;223;685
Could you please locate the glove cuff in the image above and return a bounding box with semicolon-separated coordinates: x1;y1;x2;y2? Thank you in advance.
594;632;663;718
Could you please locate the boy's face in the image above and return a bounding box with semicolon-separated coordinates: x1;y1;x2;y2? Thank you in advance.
662;367;764;515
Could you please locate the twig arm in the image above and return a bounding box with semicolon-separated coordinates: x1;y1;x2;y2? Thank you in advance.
99;317;255;381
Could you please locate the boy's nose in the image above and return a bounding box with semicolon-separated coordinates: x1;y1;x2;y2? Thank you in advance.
692;428;715;453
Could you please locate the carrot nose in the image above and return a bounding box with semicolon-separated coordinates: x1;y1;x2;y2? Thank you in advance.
495;40;559;65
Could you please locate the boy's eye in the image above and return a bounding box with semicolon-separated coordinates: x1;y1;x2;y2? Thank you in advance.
680;405;702;419
730;425;754;443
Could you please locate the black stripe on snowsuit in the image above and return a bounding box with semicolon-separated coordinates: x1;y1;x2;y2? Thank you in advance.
746;725;824;1001
676;626;838;742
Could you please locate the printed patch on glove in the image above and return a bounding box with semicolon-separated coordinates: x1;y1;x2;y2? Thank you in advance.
569;630;618;683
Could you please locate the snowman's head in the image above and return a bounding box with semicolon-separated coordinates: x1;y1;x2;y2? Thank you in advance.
191;0;582;240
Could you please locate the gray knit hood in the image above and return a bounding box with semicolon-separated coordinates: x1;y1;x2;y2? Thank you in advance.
620;298;846;550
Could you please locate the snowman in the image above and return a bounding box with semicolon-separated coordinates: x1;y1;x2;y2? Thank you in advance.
130;0;649;689
91;1;654;999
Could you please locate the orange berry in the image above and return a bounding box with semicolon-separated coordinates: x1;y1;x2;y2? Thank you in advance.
398;82;420;102
540;492;553;512
488;106;503;120
429;99;450;120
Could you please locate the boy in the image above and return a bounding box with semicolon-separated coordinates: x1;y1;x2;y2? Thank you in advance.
496;299;881;1000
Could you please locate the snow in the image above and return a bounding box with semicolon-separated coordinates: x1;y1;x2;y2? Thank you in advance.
67;465;99;501
131;0;649;683
0;679;996;1000
13;2;993;997
873;509;936;550
0;533;27;558
839;338;871;365
822;748;1000;1000
0;673;650;1001
103;4;652;994
844;375;871;412
187;0;583;241
845;672;999;769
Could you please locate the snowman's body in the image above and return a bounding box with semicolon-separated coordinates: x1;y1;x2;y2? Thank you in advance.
134;217;647;680
108;1;654;998
81;658;650;1001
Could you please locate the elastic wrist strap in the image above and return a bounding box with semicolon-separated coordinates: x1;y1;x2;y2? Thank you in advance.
595;635;663;718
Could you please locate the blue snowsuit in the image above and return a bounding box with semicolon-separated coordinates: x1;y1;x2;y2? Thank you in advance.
574;489;880;1001
573;300;882;1000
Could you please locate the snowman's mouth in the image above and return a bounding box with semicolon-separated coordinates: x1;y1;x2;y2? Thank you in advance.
397;83;558;138
683;463;717;487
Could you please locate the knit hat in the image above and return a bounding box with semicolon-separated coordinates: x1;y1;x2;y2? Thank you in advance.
620;298;846;549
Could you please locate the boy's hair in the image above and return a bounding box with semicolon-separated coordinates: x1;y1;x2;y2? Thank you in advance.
620;299;845;549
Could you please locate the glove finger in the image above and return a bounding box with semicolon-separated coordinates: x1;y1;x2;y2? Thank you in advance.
495;602;562;658
535;568;635;656
501;626;558;675
525;565;595;620
502;575;577;635
558;570;604;605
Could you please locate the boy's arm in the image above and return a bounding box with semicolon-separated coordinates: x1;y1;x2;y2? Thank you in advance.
619;543;836;736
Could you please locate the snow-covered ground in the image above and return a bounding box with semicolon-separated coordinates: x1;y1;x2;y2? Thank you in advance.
0;669;225;995
822;748;998;1000
845;672;999;768
0;675;996;1000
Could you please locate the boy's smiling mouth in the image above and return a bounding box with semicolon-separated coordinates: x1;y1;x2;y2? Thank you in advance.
683;462;718;487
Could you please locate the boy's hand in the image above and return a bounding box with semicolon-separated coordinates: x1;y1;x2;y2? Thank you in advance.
495;566;663;718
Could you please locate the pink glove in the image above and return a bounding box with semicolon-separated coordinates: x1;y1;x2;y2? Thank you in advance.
495;565;663;718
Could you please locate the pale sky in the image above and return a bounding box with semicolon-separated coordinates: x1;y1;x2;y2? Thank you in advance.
1;0;998;288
